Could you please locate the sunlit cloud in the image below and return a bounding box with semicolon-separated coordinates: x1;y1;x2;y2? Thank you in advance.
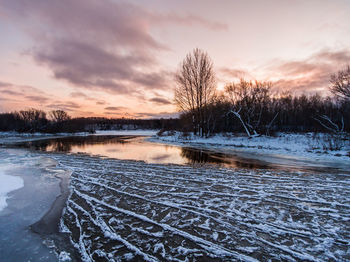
219;49;350;95
47;102;81;111
25;95;49;103
149;97;172;105
150;13;228;31
70;92;89;99
104;106;128;111
268;49;350;94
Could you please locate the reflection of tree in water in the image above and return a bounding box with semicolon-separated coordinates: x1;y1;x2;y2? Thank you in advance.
181;148;229;165
181;147;269;169
21;136;130;152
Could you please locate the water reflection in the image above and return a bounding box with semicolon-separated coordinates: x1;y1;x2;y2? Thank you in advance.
17;136;270;168
18;136;130;152
181;148;269;169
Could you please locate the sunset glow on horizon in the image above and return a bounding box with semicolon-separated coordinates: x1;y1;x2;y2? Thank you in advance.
1;0;350;118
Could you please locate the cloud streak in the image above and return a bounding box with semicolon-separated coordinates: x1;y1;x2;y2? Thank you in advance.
149;97;172;105
25;95;49;103
151;13;228;31
47;101;81;111
104;106;127;111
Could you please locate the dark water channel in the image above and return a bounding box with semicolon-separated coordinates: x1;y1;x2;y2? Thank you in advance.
15;135;271;169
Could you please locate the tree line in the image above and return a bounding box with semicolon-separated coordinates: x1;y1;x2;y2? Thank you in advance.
0;109;179;133
175;49;350;137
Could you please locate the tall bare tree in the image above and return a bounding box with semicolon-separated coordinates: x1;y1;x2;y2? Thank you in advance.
175;48;216;136
330;65;350;102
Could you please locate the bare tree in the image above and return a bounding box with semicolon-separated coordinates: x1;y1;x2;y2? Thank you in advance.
313;114;344;134
50;110;71;122
225;79;272;137
18;108;48;132
175;48;216;136
330;65;350;101
316;66;350;136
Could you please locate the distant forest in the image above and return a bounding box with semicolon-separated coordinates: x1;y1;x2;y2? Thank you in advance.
0;109;179;133
0;92;348;135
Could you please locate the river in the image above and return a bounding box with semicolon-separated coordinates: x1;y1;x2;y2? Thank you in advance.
0;135;349;261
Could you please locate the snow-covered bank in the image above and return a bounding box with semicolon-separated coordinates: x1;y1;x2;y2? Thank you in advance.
0;166;24;212
150;132;350;164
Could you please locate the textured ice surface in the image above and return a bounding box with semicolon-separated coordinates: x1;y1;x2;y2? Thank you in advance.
54;153;350;261
0;167;24;211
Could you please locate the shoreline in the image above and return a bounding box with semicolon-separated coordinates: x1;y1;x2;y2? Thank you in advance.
148;132;350;172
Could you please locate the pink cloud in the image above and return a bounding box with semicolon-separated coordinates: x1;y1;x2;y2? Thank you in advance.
220;49;350;95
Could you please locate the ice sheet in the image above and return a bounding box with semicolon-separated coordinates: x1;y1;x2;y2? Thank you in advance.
0;166;24;212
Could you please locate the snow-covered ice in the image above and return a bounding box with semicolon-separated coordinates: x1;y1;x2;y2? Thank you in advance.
0;165;24;212
53;153;350;261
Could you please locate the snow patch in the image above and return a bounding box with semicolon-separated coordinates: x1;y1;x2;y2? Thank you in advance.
58;251;72;262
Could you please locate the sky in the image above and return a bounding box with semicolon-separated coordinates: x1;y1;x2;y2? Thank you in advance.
0;0;350;118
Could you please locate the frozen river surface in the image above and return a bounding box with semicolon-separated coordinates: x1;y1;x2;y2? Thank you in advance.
54;153;350;261
0;150;68;261
1;135;350;261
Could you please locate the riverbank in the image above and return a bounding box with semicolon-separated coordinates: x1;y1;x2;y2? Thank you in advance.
2;130;349;168
149;132;350;169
